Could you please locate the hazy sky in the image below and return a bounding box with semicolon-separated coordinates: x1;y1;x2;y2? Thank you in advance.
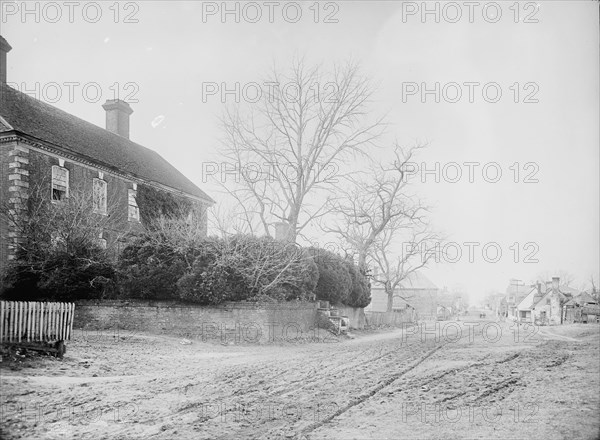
1;1;598;301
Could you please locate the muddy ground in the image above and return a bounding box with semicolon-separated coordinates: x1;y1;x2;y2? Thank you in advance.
1;319;599;439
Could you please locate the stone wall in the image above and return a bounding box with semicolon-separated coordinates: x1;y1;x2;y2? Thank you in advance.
364;310;416;327
74;300;320;343
335;305;366;330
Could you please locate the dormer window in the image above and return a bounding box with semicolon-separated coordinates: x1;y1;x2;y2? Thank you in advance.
51;165;69;201
93;178;107;215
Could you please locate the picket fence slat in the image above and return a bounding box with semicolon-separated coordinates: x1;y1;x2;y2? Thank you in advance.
10;301;15;342
0;301;75;344
59;303;64;341
0;301;4;342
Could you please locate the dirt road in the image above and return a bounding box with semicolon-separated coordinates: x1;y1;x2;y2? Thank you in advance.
1;321;599;439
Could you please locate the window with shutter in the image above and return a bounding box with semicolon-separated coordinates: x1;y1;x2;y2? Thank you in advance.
95;231;107;249
51;165;69;201
93;178;107;215
128;189;140;221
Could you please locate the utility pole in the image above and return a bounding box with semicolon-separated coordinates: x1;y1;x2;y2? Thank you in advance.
509;279;524;318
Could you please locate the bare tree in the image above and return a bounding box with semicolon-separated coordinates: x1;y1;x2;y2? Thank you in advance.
535;270;576;287
324;143;442;311
0;177;129;298
587;274;599;302
219;59;385;242
370;226;441;312
323;143;427;269
2;178;127;265
214;235;313;297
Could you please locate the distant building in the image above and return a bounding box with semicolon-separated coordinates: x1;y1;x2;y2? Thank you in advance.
516;283;544;323
563;292;599;324
366;271;439;317
505;279;536;318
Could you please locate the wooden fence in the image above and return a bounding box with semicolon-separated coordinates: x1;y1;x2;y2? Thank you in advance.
0;301;75;343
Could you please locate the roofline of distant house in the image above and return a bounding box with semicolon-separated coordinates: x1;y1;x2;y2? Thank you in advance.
370;286;438;291
0;130;215;205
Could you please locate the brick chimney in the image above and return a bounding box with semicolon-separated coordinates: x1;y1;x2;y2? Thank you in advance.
274;221;290;241
552;277;560;292
0;36;12;84
102;99;134;139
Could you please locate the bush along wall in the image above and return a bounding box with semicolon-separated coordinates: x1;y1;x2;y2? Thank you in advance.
117;233;370;308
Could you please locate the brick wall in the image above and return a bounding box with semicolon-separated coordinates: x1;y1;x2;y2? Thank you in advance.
0;140;12;277
74;300;320;343
27;149;142;251
0;139;209;275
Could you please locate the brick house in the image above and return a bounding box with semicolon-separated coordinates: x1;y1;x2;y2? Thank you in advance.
0;36;214;278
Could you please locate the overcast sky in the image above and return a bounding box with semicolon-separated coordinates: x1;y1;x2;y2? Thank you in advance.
2;1;598;302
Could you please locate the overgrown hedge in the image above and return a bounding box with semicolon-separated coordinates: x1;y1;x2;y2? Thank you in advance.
2;231;371;308
1;243;117;302
117;234;370;307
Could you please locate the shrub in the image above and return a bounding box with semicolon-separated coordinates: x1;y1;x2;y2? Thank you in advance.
177;236;319;304
1;244;116;302
344;260;372;308
310;248;352;305
118;235;190;300
120;233;320;305
177;258;249;305
0;184;118;301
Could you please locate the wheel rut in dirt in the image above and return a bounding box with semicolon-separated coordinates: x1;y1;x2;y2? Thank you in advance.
300;343;443;436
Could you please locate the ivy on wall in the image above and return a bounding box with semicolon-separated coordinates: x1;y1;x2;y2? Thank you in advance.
136;184;193;225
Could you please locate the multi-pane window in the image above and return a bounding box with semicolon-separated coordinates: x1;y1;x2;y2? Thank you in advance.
93;178;107;215
128;189;139;221
96;231;107;249
51;165;69;201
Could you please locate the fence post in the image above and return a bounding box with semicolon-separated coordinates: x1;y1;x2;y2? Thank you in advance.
69;303;74;340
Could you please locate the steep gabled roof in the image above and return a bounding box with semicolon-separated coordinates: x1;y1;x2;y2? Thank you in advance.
558;285;579;297
574;292;598;305
532;288;569;309
516;288;541;311
0;82;214;203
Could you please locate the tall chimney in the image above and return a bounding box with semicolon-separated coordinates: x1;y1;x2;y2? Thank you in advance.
102;99;133;139
274;221;290;242
552;277;560;291
0;36;12;84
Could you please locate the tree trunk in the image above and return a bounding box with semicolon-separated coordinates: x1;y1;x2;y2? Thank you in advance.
385;282;394;312
358;252;367;272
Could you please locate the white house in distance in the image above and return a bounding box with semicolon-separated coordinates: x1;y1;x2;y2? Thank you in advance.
506;280;536;318
516;277;574;325
516;283;543;323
